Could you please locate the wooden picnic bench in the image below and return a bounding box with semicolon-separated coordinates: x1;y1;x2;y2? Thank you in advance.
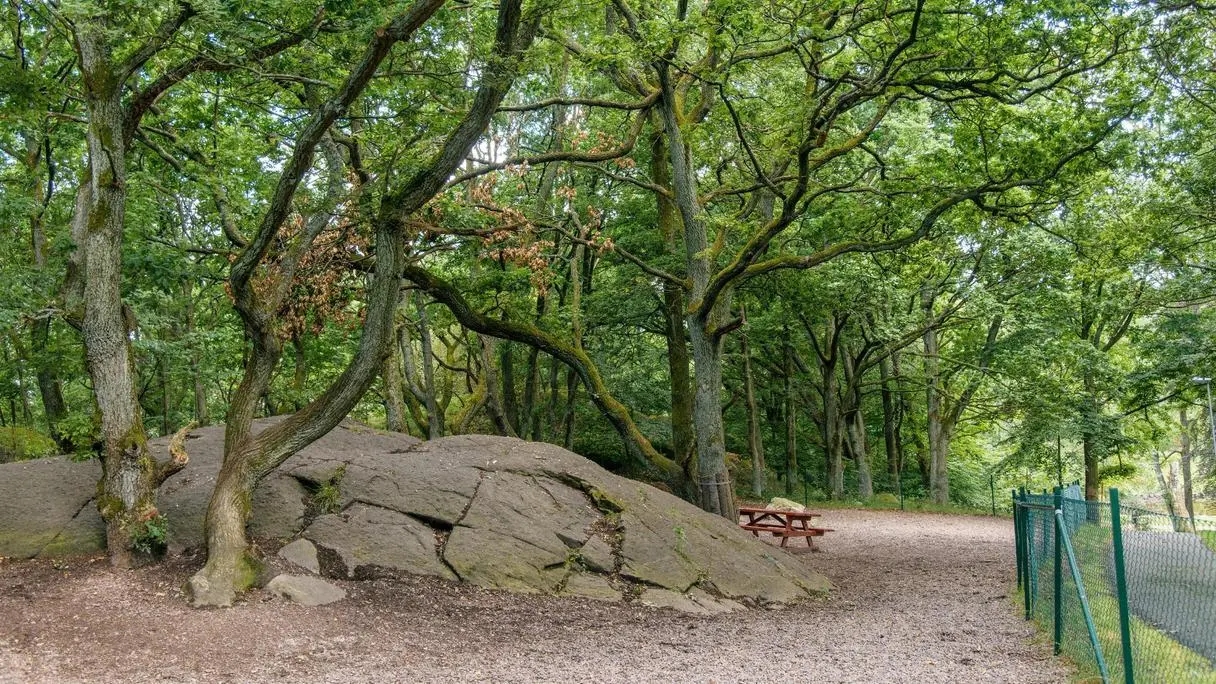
738;506;834;549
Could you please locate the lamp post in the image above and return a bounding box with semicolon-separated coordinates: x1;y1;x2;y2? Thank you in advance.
1191;376;1216;462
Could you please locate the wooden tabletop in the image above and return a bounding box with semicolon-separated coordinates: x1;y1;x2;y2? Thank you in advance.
738;506;819;518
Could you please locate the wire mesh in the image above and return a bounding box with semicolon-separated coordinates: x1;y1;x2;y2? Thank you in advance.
1015;489;1216;683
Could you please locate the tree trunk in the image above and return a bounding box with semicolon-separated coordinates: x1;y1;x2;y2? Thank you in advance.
22;126;72;448
562;367;578;450
499;324;519;435
652;132;694;472
880;354;900;486
783;341;798;493
688;317;732;515
658;65;732;518
563;220;586;453
76;27;181;567
32;320;70;448
923;287;948;505
741;329;765;498
847;394;872;499
184;278;209;426
913;430;930;489
480;335;518;438
1153;451;1179;524
546;354;561;442
823;362;843;499
664;282;695;472
1180;407;1195;529
522;345;541;440
399;297;430;433
1081;372;1101;501
417;297;443;438
382;326;409;433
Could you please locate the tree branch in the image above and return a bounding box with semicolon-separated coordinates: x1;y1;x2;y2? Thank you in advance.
401;262;683;481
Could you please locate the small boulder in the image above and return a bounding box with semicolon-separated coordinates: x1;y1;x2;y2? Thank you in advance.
266;574;346;606
768;497;805;512
278;538;320;574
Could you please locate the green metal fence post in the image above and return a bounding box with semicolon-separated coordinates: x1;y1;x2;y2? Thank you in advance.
1021;490;1032;620
1053;486;1063;656
1013;489;1023;589
1109;488;1135;684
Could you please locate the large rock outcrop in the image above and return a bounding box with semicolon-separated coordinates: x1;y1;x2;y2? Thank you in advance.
0;421;830;610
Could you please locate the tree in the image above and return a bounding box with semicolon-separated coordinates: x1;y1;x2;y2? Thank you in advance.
50;0;319;566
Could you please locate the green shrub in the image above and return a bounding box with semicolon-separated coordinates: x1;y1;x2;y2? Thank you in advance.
0;426;58;463
130;513;168;555
871;492;900;507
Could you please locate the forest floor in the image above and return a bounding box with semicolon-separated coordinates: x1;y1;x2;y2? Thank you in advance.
0;509;1066;683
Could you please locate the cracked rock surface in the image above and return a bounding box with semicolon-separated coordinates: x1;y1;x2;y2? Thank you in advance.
0;420;829;610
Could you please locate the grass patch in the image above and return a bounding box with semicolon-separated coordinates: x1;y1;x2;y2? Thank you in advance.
1023;521;1216;682
736;494;997;518
1200;530;1216;555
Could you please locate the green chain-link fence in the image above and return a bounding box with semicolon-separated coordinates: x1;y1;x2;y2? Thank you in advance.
1014;487;1216;683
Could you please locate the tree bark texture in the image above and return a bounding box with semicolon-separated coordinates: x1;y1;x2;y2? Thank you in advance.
657;63;735;518
382;325;409;433
1180;407;1195;528
880;354;900;485
651;132;694;471
75;25;184;567
923;315;948;505
741;330;765;498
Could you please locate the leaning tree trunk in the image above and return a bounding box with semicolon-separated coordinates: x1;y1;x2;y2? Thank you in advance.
189;0;521;605
1152;451;1180;528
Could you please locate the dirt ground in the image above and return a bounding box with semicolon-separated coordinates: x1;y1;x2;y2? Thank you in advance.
0;509;1066;683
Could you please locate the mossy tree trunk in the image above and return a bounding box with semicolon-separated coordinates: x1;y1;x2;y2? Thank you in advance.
74;21;187;567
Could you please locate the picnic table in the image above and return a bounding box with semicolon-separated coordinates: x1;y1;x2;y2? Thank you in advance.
738;506;834;549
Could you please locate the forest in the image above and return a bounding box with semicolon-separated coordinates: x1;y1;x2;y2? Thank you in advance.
3;0;1216;604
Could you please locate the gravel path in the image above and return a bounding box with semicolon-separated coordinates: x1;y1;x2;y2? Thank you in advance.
1122;530;1216;662
0;509;1064;683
